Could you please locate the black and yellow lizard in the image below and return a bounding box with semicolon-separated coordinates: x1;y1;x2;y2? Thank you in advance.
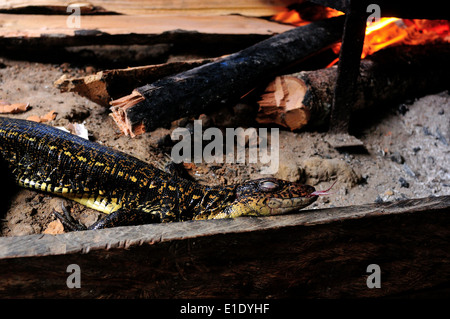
0;117;321;231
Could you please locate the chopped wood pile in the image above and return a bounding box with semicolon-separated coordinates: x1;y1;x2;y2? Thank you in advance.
109;16;345;136
23;3;446;135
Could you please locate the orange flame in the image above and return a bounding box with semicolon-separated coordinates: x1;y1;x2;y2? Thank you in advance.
363;18;450;58
273;9;450;65
272;7;344;26
272;10;309;26
362;18;407;58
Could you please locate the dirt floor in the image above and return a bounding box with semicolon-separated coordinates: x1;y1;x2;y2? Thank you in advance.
0;57;449;237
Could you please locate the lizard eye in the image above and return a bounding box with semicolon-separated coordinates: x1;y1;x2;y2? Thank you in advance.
259;180;279;191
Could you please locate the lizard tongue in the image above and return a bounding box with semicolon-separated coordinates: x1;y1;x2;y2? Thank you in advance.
308;180;337;197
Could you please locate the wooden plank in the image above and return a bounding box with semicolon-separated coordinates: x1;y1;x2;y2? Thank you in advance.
0;13;293;37
0;195;449;298
0;13;294;49
0;0;299;16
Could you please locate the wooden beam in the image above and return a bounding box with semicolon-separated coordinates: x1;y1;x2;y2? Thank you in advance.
1;195;449;298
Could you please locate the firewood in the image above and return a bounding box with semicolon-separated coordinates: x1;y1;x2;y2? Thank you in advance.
110;16;346;137
257;44;450;131
256;76;311;130
55;58;218;107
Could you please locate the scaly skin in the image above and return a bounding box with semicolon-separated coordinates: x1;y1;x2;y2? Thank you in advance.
0;117;318;230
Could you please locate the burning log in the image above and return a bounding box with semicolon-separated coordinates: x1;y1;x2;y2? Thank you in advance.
110;16;345;137
257;44;450;131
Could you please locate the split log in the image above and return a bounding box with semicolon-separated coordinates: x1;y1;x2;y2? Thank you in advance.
256;44;450;131
110;16;345;137
55;58;218;107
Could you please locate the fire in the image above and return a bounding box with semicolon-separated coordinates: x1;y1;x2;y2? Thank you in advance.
362;18;407;58
363;18;450;58
366;17;399;33
272;8;450;64
272;10;309;26
272;8;344;26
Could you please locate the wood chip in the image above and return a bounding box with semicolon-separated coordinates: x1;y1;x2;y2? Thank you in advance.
42;220;65;235
0;102;30;114
27;110;57;123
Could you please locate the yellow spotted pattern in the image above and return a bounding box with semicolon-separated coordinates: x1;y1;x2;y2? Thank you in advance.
0;117;317;228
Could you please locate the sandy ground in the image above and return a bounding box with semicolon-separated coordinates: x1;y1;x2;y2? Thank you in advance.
0;58;449;237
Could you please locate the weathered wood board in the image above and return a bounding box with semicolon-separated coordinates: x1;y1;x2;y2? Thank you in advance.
0;195;449;298
0;13;294;49
0;0;299;16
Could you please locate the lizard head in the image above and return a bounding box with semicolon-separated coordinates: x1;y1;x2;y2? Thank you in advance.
214;177;326;219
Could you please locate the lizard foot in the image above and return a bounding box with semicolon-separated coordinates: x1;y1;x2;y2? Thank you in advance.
52;201;87;231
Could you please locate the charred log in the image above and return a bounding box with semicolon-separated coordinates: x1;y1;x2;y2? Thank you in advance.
55;58;217;107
